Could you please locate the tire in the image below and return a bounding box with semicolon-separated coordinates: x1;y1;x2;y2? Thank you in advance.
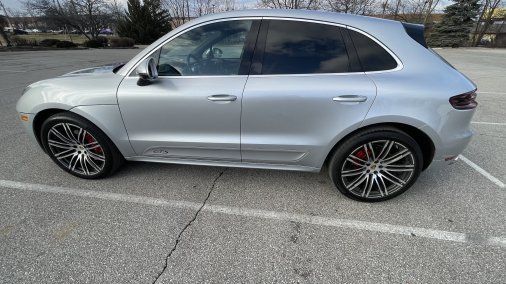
328;127;423;202
40;112;124;179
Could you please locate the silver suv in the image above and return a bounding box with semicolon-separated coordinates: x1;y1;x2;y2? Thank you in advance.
16;10;477;201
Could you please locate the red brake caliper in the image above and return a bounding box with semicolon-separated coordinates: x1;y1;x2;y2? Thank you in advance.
352;148;372;168
84;133;103;154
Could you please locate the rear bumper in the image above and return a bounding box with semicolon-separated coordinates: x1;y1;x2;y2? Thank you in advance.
423;114;474;170
436;127;474;162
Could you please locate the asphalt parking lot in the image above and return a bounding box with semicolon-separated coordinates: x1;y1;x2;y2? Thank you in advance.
0;47;505;283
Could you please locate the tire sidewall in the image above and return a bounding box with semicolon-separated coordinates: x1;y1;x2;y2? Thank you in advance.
330;129;423;202
40;113;115;179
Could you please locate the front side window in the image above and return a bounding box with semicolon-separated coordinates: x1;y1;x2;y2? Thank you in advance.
158;20;253;76
261;20;350;75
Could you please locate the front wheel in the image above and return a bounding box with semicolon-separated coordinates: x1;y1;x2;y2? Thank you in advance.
329;127;423;202
40;112;124;179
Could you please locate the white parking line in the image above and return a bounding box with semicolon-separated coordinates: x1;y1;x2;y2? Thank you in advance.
0;70;26;73
471;121;506;126
479;91;506;95
0;179;504;248
488;237;506;247
204;204;467;243
459;155;505;188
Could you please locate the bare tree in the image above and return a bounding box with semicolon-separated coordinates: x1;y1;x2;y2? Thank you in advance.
164;0;191;27
472;0;504;46
193;0;214;16
5;7;34;30
220;0;237;11
421;0;440;24
109;0;125;22
325;0;377;15
23;0;114;39
164;0;237;28
378;0;440;23
193;0;236;16
257;0;322;9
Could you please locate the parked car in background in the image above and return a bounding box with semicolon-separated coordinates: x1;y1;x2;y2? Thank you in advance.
16;9;477;202
99;28;113;35
13;29;28;35
25;29;41;33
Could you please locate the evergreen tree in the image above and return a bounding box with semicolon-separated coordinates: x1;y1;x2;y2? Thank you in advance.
428;0;481;47
117;0;172;45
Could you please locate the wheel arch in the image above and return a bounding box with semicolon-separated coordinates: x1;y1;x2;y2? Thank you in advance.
32;107;134;158
324;122;436;171
33;108;66;152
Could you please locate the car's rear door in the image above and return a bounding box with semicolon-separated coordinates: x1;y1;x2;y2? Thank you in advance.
240;19;378;169
117;19;260;161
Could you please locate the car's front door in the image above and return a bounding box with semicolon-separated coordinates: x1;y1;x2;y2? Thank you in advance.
117;19;259;161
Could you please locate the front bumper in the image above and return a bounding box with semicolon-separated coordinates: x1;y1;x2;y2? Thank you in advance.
17;112;39;146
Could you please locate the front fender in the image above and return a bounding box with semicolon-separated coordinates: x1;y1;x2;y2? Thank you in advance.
70;105;136;158
16;74;124;114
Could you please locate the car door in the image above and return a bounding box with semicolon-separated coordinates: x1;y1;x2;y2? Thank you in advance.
117;19;260;161
241;19;379;169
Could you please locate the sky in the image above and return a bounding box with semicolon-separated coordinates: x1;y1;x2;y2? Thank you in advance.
1;0;29;10
1;0;450;14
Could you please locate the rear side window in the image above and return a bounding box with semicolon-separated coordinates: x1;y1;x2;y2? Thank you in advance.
348;29;398;72
261;20;349;74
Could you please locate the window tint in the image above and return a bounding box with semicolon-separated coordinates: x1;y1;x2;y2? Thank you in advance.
348;29;398;71
158;20;252;76
261;21;349;74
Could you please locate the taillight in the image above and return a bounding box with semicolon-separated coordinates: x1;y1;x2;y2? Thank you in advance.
449;90;477;110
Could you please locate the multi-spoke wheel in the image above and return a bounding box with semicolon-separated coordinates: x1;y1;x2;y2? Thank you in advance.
329;127;423;202
41;113;124;179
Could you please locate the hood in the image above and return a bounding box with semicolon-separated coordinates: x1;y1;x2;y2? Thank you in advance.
62;63;125;77
17;67;126;114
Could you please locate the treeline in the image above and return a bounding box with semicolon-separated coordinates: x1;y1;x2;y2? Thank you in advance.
1;0;504;47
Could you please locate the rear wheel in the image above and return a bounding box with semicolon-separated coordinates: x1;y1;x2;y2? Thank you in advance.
329;127;423;202
40;112;124;179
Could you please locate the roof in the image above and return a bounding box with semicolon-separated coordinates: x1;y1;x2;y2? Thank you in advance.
196;9;400;28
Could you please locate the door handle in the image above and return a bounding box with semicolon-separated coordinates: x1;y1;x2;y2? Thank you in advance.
207;94;237;102
332;95;368;103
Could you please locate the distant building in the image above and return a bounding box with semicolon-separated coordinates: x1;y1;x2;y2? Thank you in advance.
9;16;53;31
477;17;506;47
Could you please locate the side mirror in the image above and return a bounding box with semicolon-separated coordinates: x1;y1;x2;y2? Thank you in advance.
136;57;158;86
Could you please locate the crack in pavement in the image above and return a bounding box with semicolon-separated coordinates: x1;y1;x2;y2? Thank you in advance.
151;168;227;284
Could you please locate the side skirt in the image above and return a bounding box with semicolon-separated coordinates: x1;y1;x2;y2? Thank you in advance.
125;156;320;173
